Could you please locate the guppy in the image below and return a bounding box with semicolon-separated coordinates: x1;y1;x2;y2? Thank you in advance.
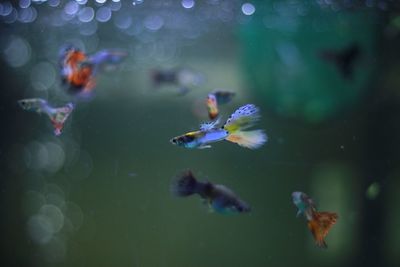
171;170;251;214
292;191;338;249
170;104;267;149
18;98;74;136
150;67;204;95
206;89;235;120
59;45;127;99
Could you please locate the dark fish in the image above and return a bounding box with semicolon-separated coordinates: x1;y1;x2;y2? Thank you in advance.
150;67;204;95
171;170;251;214
319;43;361;80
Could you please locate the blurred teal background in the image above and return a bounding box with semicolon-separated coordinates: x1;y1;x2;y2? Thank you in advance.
0;1;400;267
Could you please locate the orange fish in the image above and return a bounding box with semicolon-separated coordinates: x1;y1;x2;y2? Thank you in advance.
292;191;338;249
60;45;126;99
307;211;338;248
206;93;219;120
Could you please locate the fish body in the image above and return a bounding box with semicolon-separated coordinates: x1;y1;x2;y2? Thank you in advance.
171;170;250;214
212;90;235;104
60;45;126;99
292;191;315;220
206;90;235;120
151;68;204;95
170;104;267;149
206;93;219;120
18;98;74;136
170;129;228;149
292;191;338;249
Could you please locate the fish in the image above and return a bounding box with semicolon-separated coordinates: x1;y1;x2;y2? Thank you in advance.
150;67;204;95
59;45;127;99
170;104;267;149
319;43;361;80
292;191;338;249
206;90;235;120
171;170;251;214
18;98;74;136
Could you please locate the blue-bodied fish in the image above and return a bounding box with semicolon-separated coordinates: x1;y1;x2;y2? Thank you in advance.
292;191;338;249
170;104;267;149
18;98;74;136
171;170;251;214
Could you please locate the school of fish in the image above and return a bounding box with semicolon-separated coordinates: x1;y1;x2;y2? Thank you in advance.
18;44;340;250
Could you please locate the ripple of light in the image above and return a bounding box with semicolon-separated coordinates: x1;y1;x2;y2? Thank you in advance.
96;6;111;22
26;141;48;171
30;61;56;91
27;214;54;244
181;0;195;9
3;7;17;23
144;15;164;31
95;0;107;4
19;0;31;9
76;0;88;5
17;6;37;23
0;2;13;16
64;1;79;15
109;0;121;11
39;204;64;233
79;21;98;35
132;0;144;6
43;142;65;173
78;7;94;22
114;13;132;30
3;36;31;67
47;0;60;7
241;3;255;16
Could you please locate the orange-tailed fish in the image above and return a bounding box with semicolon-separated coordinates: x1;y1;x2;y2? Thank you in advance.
18;98;74;136
60;45;127;99
171;170;250;214
170;104;267;149
206;90;235;120
292;191;338;249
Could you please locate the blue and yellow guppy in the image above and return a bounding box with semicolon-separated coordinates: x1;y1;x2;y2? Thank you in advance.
170;104;267;149
171;170;250;214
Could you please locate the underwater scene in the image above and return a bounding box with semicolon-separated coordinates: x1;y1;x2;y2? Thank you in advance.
1;0;400;266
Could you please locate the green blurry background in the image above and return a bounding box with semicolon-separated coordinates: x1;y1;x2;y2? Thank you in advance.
1;1;400;267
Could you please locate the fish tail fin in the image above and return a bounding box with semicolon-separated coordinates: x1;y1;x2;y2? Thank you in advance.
223;104;261;133
307;211;338;249
225;130;267;149
89;50;127;66
49;103;74;136
170;170;199;197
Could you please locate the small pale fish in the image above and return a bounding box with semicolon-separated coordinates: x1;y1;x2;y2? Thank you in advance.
292;191;338;249
171;170;250;214
18;98;74;136
170;104;267;149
